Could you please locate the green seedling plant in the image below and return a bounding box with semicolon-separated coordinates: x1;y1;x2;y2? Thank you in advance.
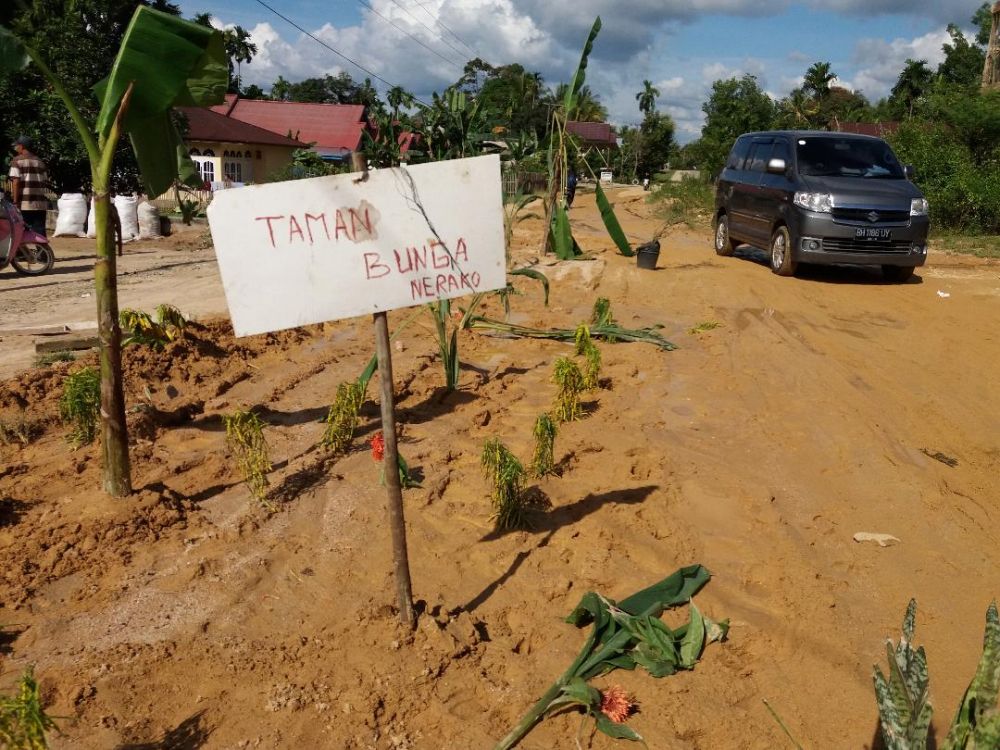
552;357;585;423
34;351;74;367
59;367;101;447
495;565;728;749
688;321;720;335
531;413;557;478
223;409;272;508
873;599;1000;750
322;380;366;454
575;324;602;390
482;438;529;530
0;667;58;749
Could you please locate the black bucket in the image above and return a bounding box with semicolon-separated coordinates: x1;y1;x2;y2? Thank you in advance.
636;240;660;270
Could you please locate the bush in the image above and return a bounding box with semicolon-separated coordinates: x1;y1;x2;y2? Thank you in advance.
889;121;1000;234
59;367;100;447
650;176;715;228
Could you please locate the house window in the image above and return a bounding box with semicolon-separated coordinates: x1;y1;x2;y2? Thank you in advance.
191;157;214;183
223;157;242;182
203;149;215;157
189;147;201;156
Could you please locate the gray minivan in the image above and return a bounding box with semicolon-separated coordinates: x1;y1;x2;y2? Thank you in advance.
713;130;929;281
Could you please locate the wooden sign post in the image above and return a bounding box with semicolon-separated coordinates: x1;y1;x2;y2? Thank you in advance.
353;151;415;626
207;152;506;627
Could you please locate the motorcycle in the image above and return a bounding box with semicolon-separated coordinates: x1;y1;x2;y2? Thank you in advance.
0;195;55;276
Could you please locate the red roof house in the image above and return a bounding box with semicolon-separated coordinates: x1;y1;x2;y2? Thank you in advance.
210;94;368;161
566;121;618;148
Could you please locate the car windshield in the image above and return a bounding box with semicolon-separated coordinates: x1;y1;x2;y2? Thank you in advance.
796;137;905;179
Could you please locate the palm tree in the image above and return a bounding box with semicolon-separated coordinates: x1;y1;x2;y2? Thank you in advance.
636;79;659;117
387;85;415;120
779;87;820;128
803;61;836;99
548;83;608;121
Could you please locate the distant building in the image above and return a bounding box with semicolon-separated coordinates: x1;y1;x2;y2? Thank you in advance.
832;122;900;138
209;94;369;163
177;106;306;186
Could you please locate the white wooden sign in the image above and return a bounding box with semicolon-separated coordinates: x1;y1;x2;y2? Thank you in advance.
207;154;506;337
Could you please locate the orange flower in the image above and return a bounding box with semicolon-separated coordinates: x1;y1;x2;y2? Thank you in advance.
599;685;634;724
371;432;385;461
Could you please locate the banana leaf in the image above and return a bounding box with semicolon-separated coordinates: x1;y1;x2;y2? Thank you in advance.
551;204;582;260
563;17;602;118
595;182;633;256
510;268;549;306
95;7;227;196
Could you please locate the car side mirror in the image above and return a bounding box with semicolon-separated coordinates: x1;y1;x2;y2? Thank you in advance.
904;164;915;180
766;157;787;175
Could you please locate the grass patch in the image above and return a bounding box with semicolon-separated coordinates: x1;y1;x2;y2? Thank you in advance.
34;350;75;367
59;367;101;447
649;175;714;229
931;233;1000;259
0;410;42;447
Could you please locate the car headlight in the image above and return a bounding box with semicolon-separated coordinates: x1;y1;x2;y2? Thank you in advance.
793;191;834;213
910;198;929;216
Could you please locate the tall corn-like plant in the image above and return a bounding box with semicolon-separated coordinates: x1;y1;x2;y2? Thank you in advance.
0;8;227;496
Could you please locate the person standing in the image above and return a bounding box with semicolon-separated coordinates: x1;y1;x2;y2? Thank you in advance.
565;166;578;208
8;136;50;235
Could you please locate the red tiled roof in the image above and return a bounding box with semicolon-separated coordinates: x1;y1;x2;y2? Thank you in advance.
834;122;900;137
178;107;307;148
566;120;617;147
211;97;368;154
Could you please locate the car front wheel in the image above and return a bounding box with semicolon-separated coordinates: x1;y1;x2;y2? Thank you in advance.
769;226;797;276
714;214;737;256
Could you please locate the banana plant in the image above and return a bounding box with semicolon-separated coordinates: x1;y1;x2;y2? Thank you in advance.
543;17;634;260
0;7;226;496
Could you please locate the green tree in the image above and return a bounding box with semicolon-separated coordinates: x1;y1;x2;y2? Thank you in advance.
974;1;993;46
693;74;776;178
803;61;836;99
548;83;607;121
938;24;985;87
636;79;659;117
270;74;292;101
636;111;675;177
889;59;934;118
241;82;266;99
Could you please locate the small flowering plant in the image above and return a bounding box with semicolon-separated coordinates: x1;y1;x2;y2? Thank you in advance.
370;431;418;488
494;565;728;749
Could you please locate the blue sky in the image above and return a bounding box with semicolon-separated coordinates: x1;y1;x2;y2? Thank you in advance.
177;0;986;141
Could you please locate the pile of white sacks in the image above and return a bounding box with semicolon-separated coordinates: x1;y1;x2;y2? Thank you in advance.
52;193;163;241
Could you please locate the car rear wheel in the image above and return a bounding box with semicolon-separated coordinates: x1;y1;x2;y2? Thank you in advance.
714;214;737;256
882;265;914;283
769;226;797;276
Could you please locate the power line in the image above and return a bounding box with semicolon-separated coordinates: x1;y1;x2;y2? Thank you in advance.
251;0;432;108
384;0;471;64
355;0;464;71
408;0;479;60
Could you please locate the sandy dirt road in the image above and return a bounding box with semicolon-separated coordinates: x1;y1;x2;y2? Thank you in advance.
0;187;998;748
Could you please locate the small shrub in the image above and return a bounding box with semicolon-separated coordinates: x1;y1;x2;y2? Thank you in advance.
321;380;366;453
223;409;272;508
0;667;57;749
650;176;714;228
481;438;528;529
0;411;41;447
591;297;616;328
574;325;602;390
58;367;101;446
552;357;585;422
531;413;557;478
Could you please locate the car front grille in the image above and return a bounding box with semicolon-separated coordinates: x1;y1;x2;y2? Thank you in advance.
822;238;914;254
832;207;910;224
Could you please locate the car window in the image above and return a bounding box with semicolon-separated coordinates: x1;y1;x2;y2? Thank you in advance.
747;141;773;173
796;137;904;178
771;141;790;164
726;137;752;170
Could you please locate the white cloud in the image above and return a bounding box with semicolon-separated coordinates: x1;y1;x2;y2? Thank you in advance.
850;28;951;98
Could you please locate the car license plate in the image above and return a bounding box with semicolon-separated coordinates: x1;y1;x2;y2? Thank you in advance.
855;227;892;240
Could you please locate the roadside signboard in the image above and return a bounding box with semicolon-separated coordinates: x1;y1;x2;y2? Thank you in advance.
207;154;506;337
